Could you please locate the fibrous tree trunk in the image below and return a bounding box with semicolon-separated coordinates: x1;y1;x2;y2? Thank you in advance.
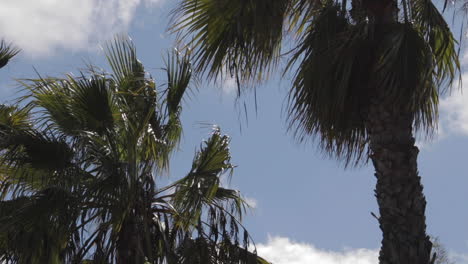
116;216;145;264
367;95;433;264
363;0;434;260
116;186;156;264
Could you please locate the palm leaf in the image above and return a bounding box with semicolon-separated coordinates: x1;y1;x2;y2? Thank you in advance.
105;36;144;89
173;128;238;228
411;0;460;89
0;41;20;69
286;4;370;165
372;24;438;132
0;105;31;132
172;0;290;88
0;187;80;264
164;50;193;116
20;73;117;136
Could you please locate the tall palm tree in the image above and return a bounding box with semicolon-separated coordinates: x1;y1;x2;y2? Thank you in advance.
171;0;460;263
0;37;268;264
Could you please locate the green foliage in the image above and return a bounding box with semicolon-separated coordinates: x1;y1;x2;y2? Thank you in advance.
0;38;267;264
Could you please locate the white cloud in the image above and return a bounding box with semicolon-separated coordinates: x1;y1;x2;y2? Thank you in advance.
439;74;468;136
0;0;162;57
435;48;468;138
256;237;378;264
210;66;238;95
215;72;237;95
256;237;468;264
222;75;238;95
244;197;258;209
449;252;468;264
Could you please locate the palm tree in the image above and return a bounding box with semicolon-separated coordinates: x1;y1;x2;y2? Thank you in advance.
0;37;268;264
171;0;460;263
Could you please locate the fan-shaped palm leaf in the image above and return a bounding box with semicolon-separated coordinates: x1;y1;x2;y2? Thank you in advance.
172;0;290;86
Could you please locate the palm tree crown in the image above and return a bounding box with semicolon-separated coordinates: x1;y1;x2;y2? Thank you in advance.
0;37;268;264
172;0;459;164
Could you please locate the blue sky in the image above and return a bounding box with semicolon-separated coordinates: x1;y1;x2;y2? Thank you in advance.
1;1;468;263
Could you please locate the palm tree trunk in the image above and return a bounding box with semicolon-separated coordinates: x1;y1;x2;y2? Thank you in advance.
116;216;145;264
367;96;433;264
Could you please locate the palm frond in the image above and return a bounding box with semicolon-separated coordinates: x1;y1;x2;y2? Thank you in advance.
411;0;460;89
0;41;20;69
172;0;290;89
173;128;239;228
164;50;193;116
372;24;439;132
105;36;145;89
0;105;31;132
287;4;370;165
0;187;80;264
20;73;117;136
164;130;269;263
160;49;194;154
0;129;78;196
177;236;270;264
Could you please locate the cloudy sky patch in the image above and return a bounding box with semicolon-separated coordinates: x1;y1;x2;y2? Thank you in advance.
439;72;468;136
0;0;162;56
257;237;378;264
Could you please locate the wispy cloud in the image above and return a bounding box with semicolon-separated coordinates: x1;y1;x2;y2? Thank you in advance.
0;0;162;57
